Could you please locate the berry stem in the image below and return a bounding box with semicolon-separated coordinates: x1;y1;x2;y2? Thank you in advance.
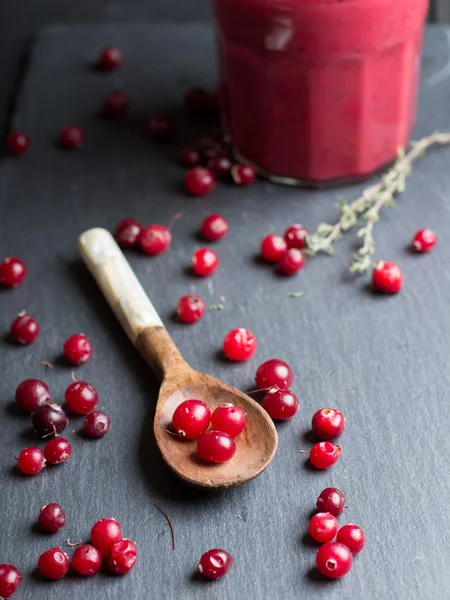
154;501;176;550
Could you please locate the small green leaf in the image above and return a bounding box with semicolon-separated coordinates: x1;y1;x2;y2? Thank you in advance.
288;291;304;298
208;303;225;312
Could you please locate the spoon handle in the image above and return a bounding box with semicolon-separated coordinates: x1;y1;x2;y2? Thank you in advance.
78;227;186;380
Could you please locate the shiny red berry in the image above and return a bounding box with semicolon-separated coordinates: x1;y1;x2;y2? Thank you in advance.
84;411;111;438
172;399;211;439
255;359;293;391
316;488;346;517
185;167;215;196
197;430;236;463
260;235;287;263
38;503;66;533
278;248;305;275
200;214;228;241
59;125;84;150
0;564;22;598
180;146;200;168
184;87;214;113
231;164;256;185
65;381;98;414
17;447;46;475
192;248;220;276
139;224;171;255
316;542;353;579
15;379;50;413
309;442;341;469
208;156;232;179
38;548;69;580
63;333;92;365
107;539;137;575
7;131;30;156
336;524;365;554
115;218;142;249
44;437;72;465
148;114;173;141
10;313;39;344
72;545;103;576
91;519;122;557
103;91;129;119
0;257;27;287
223;328;257;361
211;404;246;437
98;47;123;71
32;404;69;437
412;228;437;252
177;295;206;324
312;408;345;441
372;261;402;293
308;512;339;543
198;549;234;580
262;389;299;420
284;224;309;250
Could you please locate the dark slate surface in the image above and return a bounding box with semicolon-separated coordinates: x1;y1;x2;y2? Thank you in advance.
1;23;450;600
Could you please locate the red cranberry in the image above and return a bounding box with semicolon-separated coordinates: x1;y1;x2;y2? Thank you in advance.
177;295;206;324
107;539;137;575
10;313;39;344
308;512;339;543
185;167;215;196
316;488;346;517
115;218;142;249
336;524;365;554
261;235;287;263
38;503;66;533
38;548;69;580
17;447;46;475
192;248;220;276
198;549;234;580
59;125;84;150
63;333;92;365
172;400;211;439
72;545;103;576
98;46;123;71
84;411;111;438
312;408;345;441
7;131;30;156
32;403;68;437
15;379;50;413
197;430;236;463
255;359;293;391
211;404;246;437
44;437;72;465
65;381;98;415
309;442;341;470
262;389;299;420
284;224;309;250
372;261;402;293
139;225;171;255
316;542;353;579
231;164;257;185
200;214;228;241
180;146;200;168
103;91;129;119
412;228;437;252
278;248;305;275
148;114;173;141
223;328;257;361
91;519;122;557
207;156;232;179
0;564;22;598
0;257;27;287
184;87;214;113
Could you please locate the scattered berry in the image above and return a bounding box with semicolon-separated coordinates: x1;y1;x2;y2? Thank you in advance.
15;379;50;413
38;548;69;580
98;46;123;71
200;214;228;241
0;257;27;287
278;248;305;275
211;404;246;437
65;381;98;415
115;218;142;249
44;437;72;465
231;164;257;185
372;261;402;294
184;87;214;113
412;228;437;253
223;328;257;361
17;447;46;475
284;224;309;250
336;524;365;554
63;333;92;365
312;408;345;441
207;156;232;179
72;545;103;576
192;248;220;276
262;389;299;420
38;503;66;533
197;430;236;463
176;295;206;324
316;542;353;579
84;411;111;438
180;146;200;168
91;519;122;557
10;313;39;344
139;224;171;255
0;565;22;599
185;167;215;196
172;399;211;439
198;549;234;580
59;125;84;150
255;359;293;391
6;131;30;156
260;234;287;263
148;114;173;141
316;488;346;517
103;91;129;119
309;442;341;470
107;539;137;575
308;513;339;543
32;403;69;437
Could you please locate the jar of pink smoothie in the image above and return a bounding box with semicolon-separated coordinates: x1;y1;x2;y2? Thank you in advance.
212;0;429;186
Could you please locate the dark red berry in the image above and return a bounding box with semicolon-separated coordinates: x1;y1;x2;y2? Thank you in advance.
72;545;103;576
177;295;206;324
192;248;220;276
197;430;236;463
63;333;92;365
308;513;339;543
32;404;69;437
184;87;214;113
309;442;341;470
7;131;30;156
98;47;123;71
139;225;171;255
65;381;98;415
38;503;66;533
207;156;232;179
278;248;305;275
107;539;137;575
316;488;346;517
412;228;437;253
10;313;39;344
185;167;215;196
17;447;46;475
261;235;287;263
223;328;257;361
44;437;72;465
284;224;309;250
316;542;353;579
255;359;293;391
372;261;402;293
336;524;365;554
180;146;200;168
59;125;84;150
115;218;142;249
211;404;246;437
198;549;234;580
148;114;173;141
312;408;345;441
91;519;122;557
84;411;111;438
172;400;211;439
231;164;257;186
15;379;50;413
200;214;228;241
38;548;69;580
103;91;129;119
0;564;21;598
262;389;299;420
0;257;27;287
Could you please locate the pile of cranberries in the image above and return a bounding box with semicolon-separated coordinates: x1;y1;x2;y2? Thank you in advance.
260;224;309;276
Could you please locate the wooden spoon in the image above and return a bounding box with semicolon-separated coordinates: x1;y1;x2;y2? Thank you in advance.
78;228;278;488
